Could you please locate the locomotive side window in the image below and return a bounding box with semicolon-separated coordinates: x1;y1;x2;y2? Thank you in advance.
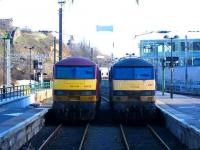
55;66;94;79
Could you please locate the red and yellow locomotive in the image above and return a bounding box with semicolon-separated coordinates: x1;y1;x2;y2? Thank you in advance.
52;57;101;120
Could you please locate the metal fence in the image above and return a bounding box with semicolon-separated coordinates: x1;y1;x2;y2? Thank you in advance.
0;82;52;102
157;80;200;95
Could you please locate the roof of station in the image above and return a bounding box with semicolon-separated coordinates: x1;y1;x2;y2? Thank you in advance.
137;31;200;42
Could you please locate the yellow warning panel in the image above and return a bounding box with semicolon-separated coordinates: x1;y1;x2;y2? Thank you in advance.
113;80;155;91
53;79;97;90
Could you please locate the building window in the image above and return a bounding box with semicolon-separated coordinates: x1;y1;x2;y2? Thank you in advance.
193;58;200;66
167;42;176;51
181;42;190;51
143;46;153;53
157;43;164;53
193;42;200;51
187;58;193;66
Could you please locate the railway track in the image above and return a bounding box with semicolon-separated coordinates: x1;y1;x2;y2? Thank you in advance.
78;123;90;150
120;124;130;150
123;125;171;150
22;123;185;150
147;124;171;150
80;124;131;150
33;123;88;150
122;124;186;150
38;124;63;150
76;123;171;150
119;124;171;150
100;81;110;105
101;96;109;103
81;123;173;150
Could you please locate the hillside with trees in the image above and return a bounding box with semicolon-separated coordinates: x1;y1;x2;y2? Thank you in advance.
0;26;111;85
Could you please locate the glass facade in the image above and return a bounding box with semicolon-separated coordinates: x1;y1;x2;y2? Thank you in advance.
139;39;200;67
140;38;200;95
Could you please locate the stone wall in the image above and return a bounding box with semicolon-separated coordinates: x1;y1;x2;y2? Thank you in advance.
0;110;47;150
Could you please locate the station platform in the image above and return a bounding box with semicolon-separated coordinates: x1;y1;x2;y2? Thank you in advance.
156;91;200;149
0;106;48;150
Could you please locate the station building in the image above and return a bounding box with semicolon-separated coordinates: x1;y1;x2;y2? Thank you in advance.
139;32;200;95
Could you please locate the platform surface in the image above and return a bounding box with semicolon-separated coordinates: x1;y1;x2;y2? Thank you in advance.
156;91;200;130
0;107;48;138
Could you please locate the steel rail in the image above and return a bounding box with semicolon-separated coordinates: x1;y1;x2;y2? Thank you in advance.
147;124;171;150
101;96;109;102
38;124;62;150
78;123;90;150
101;93;109;97
120;124;130;150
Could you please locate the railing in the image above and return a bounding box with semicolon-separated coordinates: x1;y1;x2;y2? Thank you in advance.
0;82;52;102
157;80;200;95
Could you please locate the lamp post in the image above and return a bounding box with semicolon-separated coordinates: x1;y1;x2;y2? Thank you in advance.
1;33;12;98
184;35;188;89
52;31;73;63
24;46;34;85
58;0;66;61
52;31;57;64
161;44;166;96
164;35;179;99
2;33;12;86
90;48;94;61
153;43;160;87
1;35;6;99
53;36;57;64
2;35;6;89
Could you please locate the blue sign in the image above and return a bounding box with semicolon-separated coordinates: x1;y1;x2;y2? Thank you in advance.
96;25;113;32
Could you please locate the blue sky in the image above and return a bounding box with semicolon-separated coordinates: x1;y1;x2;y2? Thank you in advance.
0;0;200;57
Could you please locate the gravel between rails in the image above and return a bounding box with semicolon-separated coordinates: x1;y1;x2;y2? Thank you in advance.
82;124;126;150
44;126;85;150
124;126;165;150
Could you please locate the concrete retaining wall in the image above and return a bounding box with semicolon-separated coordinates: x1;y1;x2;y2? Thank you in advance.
156;100;200;149
0;109;47;150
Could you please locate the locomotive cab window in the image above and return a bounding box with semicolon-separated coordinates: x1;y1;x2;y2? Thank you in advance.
134;68;153;79
55;66;94;79
114;68;134;80
113;67;154;80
